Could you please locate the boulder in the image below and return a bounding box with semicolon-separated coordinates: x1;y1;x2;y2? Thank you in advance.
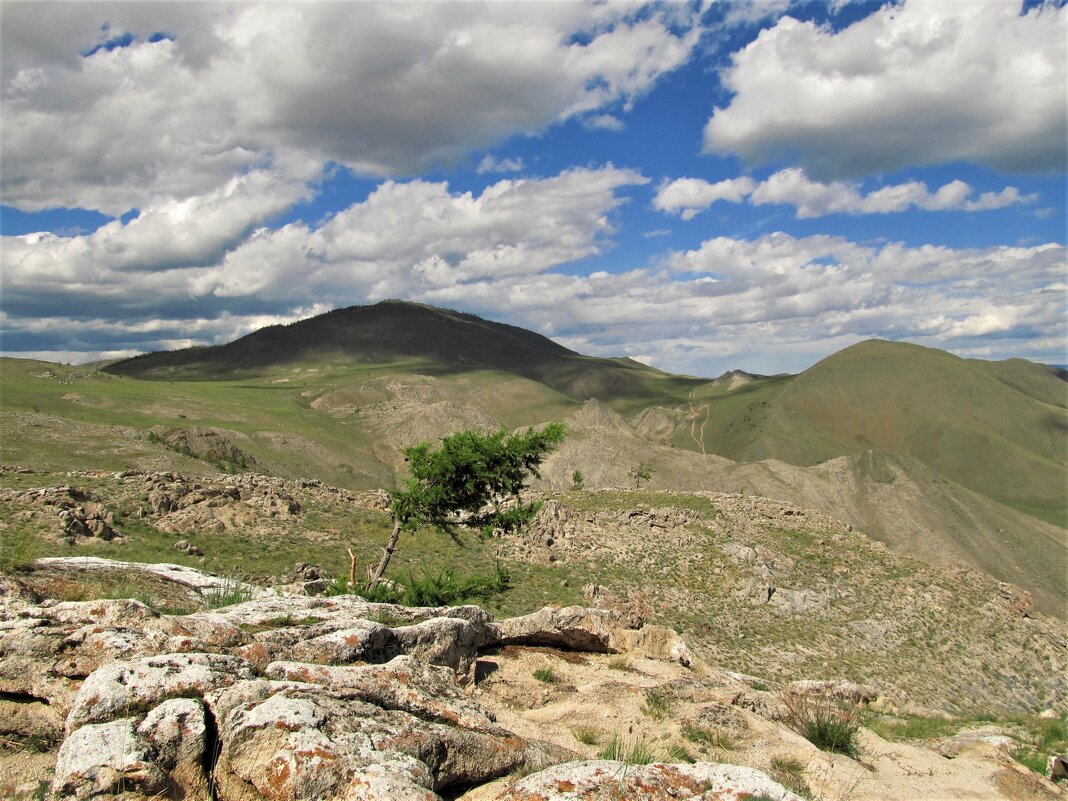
51;718;169;801
137;697;212;800
66;652;255;733
492;606;621;652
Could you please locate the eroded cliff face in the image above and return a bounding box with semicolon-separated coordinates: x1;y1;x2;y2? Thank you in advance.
0;560;1063;801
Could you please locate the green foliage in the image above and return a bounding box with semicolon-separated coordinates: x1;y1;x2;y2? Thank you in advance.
680;723;735;751
204;578;255;609
369;423;565;588
599;734;655;765
402;563;510;607
571;470;585;490
1012;715;1068;779
334;563;511;607
532;666;557;683
769;756;811;799
628;462;653;489
665;743;696;763
641;688;672;720
572;726;601;745
391;422;566;535
782;692;861;758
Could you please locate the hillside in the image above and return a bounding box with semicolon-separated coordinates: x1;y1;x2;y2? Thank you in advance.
667;340;1068;526
104;300;706;407
2;305;1065;615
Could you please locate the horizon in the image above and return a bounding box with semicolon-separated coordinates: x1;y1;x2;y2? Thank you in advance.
1;0;1065;377
4;299;1065;381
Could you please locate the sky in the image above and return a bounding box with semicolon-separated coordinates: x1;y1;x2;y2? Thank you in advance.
1;0;1065;378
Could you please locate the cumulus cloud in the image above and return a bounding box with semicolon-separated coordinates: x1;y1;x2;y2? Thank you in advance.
654;169;1035;219
1;165;648;352
476;156;525;175
4;164;1063;376
1;2;700;214
704;0;1067;177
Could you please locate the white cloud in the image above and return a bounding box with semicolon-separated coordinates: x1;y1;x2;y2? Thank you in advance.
704;0;1067;177
1;2;700;215
653;177;755;219
1;165;648;353
654;169;1036;219
476;156;525;175
583;114;625;131
3;201;1064;375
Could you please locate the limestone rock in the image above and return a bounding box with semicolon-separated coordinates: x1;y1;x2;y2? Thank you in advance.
138;697;212;800
496;760;804;800
493;606;621;652
787;679;878;704
51;718;169;801
937;730;1019;758
66;652;255;733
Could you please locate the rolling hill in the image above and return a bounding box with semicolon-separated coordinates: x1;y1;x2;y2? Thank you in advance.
3;301;1065;614
104;300;705;408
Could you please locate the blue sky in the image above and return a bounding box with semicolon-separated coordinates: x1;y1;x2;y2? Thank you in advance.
1;0;1065;376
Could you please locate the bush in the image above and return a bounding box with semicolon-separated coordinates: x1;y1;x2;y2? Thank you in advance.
782;692;861;758
330;563;511;608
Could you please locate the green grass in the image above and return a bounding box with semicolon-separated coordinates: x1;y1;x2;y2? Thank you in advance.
769;756;811;799
572;726;601;746
532;666;557;684
599;734;656;765
783;693;861;759
680;723;735;751
641;689;672;721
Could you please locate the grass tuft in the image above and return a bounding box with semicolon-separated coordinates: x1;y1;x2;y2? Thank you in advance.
572;726;601;746
642;688;672;721
599;734;655;765
782;692;861;759
532;666;557;684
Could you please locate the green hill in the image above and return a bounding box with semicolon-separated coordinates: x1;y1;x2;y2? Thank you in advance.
3;306;1065;614
671;340;1067;526
104;300;705;407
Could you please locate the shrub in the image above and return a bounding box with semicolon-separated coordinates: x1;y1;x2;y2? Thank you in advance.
782;692;861;758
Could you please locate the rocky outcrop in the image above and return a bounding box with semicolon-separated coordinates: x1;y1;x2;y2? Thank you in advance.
0;485;118;543
491;760;804;800
0;560;721;801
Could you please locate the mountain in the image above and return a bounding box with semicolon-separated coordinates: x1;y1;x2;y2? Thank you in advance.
650;340;1068;527
4;303;1066;614
104;300;705;407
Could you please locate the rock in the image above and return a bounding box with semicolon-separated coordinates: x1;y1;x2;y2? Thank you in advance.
938;730;1019;758
291;620;397;665
497;760;804;800
493;606;621;652
787;679;878;705
66;652;255;733
51;718;169;801
1048;754;1067;781
138;697;212;799
607;624;692;667
391;617;487;683
208;665;562;801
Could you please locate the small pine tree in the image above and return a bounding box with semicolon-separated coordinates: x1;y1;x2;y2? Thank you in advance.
571;470;585;490
628;462;653;489
365;423;566;590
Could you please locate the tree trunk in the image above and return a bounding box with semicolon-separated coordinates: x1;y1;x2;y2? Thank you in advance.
365;518;402;591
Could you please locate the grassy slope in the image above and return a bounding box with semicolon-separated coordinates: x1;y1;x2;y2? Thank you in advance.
691;341;1067;525
3;471;1062;715
0;356;582;488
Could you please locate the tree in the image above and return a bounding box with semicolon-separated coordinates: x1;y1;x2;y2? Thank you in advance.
365;422;566;590
571;470;585;490
628;462;653;489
